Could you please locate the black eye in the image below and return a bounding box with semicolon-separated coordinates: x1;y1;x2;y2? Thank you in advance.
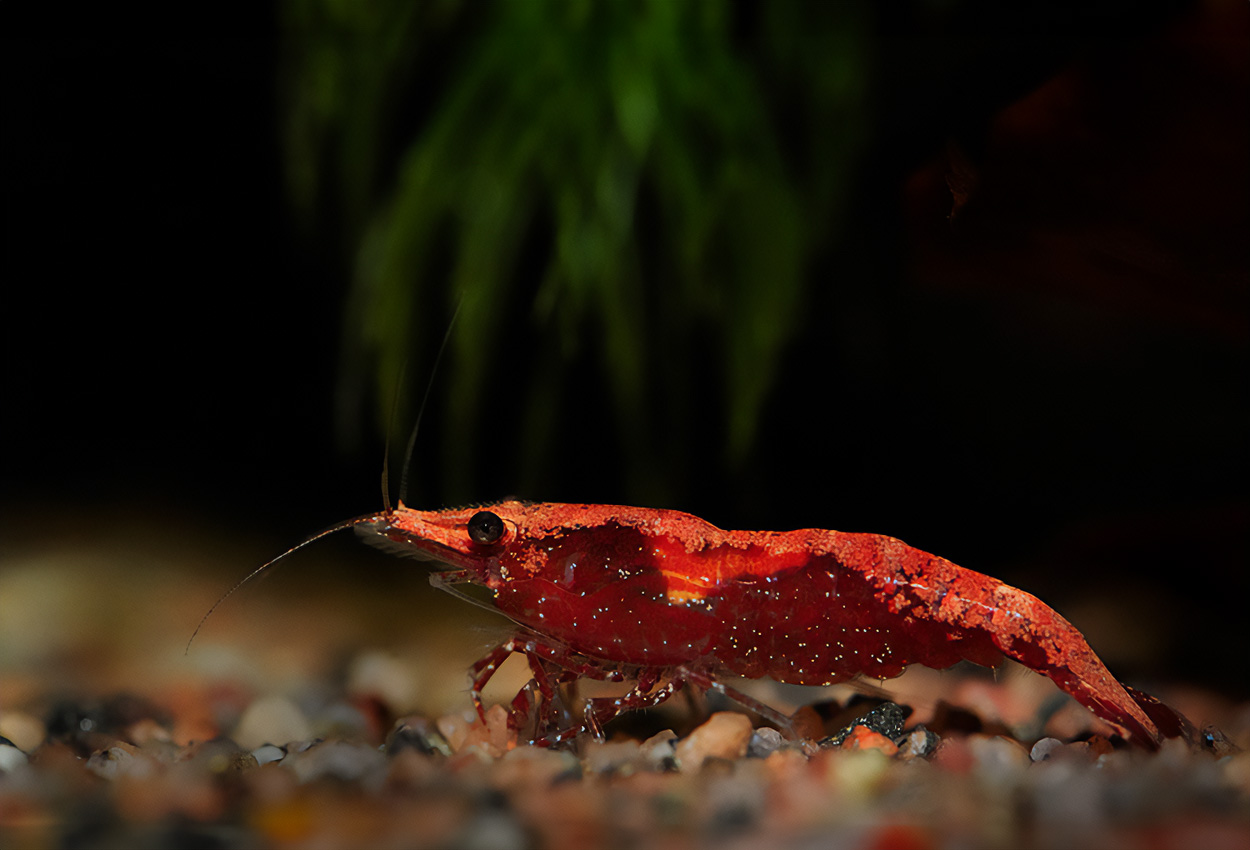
467;510;505;545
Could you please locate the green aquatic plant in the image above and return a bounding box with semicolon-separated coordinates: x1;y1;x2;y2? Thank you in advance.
281;0;868;500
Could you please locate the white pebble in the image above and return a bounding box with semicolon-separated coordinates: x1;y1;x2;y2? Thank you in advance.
1030;737;1064;762
0;744;28;773
251;744;286;766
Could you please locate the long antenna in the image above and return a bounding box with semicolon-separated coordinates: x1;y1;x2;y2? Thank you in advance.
185;512;385;655
380;362;408;514
399;296;464;507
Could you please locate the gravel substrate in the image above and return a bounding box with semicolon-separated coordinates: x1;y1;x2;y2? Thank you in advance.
1;679;1247;850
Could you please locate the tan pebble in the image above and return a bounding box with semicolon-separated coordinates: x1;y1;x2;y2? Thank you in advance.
436;711;475;752
346;651;418;711
764;747;809;781
483;704;515;753
458;730;504;759
87;743;157;781
640;730;678;767
583;739;643;774
699;756;736;776
458;707;511;757
173;715;220;748
675;712;753;770
184;738;258;773
0;711;46;752
233;696;312;751
446;743;497;772
138;737;183;765
126;718;172;746
494;745;578;787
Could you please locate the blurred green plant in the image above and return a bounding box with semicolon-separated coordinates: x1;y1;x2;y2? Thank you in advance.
281;0;867;502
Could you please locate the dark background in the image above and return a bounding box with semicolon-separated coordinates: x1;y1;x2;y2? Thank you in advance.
3;2;1246;695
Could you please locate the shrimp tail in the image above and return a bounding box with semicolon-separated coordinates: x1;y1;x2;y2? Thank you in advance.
962;579;1169;749
850;535;1179;750
1123;684;1197;745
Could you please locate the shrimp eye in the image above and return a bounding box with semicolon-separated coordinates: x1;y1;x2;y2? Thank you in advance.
467;510;505;545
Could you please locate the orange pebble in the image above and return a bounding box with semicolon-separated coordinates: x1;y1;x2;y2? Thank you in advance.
839;726;899;756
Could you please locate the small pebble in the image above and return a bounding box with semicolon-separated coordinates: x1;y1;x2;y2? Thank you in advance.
675;712;753;770
747;727;784;759
451;705;514;757
1030;737;1095;764
0;743;29;773
1086;735;1115;758
582;739;643;775
125;718;172;746
436;711;476;752
87;743;155;781
233;696;313;751
640;730;678;769
969;734;1031;779
823;702;909;747
137;736;182;765
1031;737;1065;762
897;726;940;760
185;738;258;773
0;712;46;752
284;740;387;785
346;651;418;712
838;726;899;756
251;744;286;766
387;716;453;757
494;746;581;787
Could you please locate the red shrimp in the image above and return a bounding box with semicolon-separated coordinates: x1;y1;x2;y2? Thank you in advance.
347;500;1188;750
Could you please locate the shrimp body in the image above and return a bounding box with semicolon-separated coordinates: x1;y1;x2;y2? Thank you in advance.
365;499;1170;748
